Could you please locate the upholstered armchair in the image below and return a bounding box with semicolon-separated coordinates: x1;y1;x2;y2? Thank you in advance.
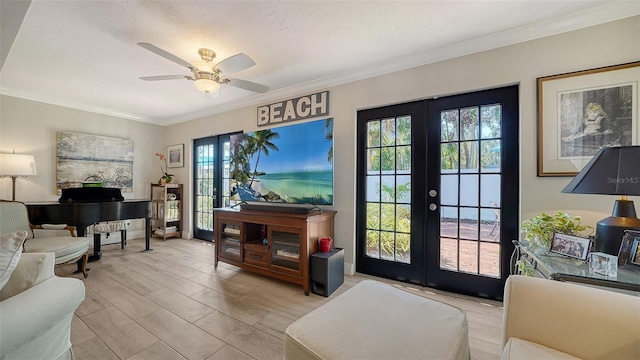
1;243;85;359
0;200;90;277
502;275;640;359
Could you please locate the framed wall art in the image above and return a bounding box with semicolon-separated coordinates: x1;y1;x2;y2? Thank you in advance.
537;61;640;176
167;144;184;168
56;131;133;193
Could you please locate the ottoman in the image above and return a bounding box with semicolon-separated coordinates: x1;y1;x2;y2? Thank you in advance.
285;280;470;359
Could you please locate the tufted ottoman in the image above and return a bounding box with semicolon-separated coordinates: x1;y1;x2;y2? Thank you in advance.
285;280;470;360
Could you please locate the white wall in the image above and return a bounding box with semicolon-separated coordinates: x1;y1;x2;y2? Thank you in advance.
1;17;638;272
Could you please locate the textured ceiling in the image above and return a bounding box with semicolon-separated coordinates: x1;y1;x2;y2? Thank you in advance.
1;0;638;125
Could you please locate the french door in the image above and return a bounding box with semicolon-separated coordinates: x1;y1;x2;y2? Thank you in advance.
356;86;519;299
193;133;236;241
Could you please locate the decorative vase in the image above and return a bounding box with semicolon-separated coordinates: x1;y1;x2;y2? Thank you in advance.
158;177;166;185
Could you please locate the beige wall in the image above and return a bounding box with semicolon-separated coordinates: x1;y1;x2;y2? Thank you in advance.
1;17;638;273
0;96;165;237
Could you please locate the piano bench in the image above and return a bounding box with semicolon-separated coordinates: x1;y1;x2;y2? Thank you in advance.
92;221;128;252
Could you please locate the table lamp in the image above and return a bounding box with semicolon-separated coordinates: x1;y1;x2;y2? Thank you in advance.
561;146;640;255
0;152;37;200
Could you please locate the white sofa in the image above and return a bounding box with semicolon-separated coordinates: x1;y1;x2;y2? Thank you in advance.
0;252;85;360
502;275;640;359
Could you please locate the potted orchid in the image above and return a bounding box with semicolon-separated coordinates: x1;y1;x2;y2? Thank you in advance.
155;152;173;184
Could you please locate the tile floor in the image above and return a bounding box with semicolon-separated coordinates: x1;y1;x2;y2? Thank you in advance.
54;238;503;360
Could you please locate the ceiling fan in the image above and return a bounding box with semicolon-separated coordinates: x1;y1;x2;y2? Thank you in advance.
137;42;269;94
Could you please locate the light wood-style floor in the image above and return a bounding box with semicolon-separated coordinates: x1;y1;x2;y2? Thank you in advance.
55;238;503;360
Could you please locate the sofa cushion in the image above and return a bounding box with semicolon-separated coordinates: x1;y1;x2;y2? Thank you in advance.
0;253;55;301
0;231;28;291
503;337;580;359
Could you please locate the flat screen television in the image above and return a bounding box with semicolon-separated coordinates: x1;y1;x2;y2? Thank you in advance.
230;118;333;206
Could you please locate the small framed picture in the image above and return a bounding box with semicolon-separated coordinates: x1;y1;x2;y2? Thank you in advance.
167;144;184;168
619;230;640;273
550;233;591;260
589;252;617;277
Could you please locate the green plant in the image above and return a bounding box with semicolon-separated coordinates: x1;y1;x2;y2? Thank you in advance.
521;212;592;247
515;259;534;276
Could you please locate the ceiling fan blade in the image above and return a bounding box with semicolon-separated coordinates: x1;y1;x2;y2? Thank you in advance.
214;53;255;74
226;78;269;93
137;42;194;70
139;75;187;81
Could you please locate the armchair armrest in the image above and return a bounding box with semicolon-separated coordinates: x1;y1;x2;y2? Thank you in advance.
502;275;640;359
30;224;77;237
0;253;55;300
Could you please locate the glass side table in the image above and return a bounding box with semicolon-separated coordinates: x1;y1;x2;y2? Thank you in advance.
513;240;640;293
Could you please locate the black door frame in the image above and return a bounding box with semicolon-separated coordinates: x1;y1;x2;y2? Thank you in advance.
356;85;519;300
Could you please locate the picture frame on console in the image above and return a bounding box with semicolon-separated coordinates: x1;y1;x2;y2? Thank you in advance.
536;61;639;177
550;233;591;260
167;144;184;168
618;230;640;273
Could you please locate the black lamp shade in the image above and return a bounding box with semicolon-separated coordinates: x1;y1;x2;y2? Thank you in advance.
561;146;640;196
562;146;640;255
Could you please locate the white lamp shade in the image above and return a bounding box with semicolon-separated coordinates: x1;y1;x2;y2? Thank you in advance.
194;79;220;93
0;154;37;176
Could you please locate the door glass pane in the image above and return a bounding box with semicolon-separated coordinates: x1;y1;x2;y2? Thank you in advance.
366;177;380;202
381;176;395;202
459;175;479;207
381;147;395;171
368;121;381;147
441;143;459;171
480;242;500;277
460;107;479;140
440;237;458;270
459;208;478;240
480;208;500;241
396;116;411;145
480;174;501;207
460;141;479;171
396;146;411;172
381;118;396;146
396;175;411;204
481;104;501;139
441;110;459;141
481;139;501;172
367;149;381;173
439;105;502;279
441;175;458;206
440;206;458;239
365;115;412;263
195;143;214;232
459;240;478;273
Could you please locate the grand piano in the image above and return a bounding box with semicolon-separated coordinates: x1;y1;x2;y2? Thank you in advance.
26;187;152;261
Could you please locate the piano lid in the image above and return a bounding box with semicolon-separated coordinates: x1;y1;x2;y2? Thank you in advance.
59;187;124;203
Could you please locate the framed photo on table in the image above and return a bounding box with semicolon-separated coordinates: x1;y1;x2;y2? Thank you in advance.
550;233;591;260
618;229;640;273
536;61;640;176
167;144;184;168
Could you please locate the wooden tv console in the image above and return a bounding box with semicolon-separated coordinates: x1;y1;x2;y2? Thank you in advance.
213;207;336;295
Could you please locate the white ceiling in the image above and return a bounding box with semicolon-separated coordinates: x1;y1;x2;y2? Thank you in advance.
1;0;638;126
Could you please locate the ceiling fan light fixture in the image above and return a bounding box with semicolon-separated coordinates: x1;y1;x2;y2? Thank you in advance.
194;78;220;93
